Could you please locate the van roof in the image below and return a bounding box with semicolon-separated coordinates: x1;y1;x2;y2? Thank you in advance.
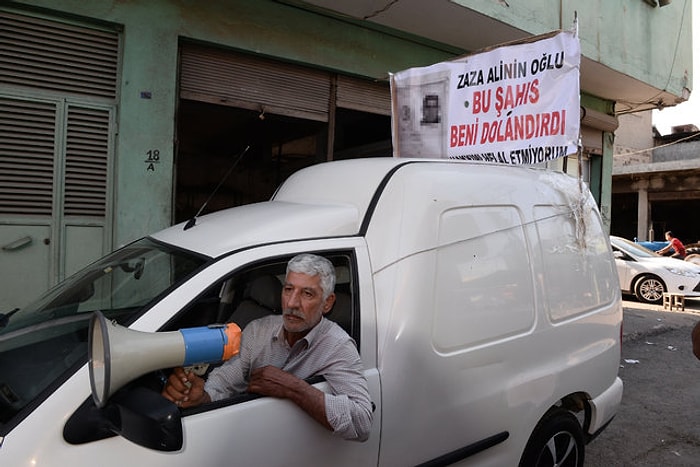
150;158;570;258
151;158;404;257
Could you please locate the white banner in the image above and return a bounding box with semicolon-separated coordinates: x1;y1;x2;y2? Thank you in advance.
390;30;580;164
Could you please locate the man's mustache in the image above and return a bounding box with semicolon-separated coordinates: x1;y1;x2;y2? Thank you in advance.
282;309;305;319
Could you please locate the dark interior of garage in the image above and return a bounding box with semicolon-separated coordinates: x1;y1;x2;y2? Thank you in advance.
650;200;700;245
611;194;700;247
174;99;391;223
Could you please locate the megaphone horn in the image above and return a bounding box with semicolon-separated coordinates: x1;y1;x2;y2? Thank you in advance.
88;311;241;408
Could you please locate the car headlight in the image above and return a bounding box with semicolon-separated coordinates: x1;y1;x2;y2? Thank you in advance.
665;266;700;277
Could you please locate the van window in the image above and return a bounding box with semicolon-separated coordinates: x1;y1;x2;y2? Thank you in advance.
432;206;535;352
156;251;358;410
534;205;617;321
165;250;357;350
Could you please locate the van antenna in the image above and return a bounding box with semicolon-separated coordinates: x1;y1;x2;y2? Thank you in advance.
183;145;251;231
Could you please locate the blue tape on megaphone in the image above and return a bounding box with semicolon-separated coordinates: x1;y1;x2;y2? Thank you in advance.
180;326;228;365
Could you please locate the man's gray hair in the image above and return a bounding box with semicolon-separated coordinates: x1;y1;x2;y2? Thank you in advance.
287;253;336;299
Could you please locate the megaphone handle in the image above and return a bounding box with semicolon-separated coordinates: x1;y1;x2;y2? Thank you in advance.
184;363;209;377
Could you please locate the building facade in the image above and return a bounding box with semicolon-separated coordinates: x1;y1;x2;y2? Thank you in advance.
613;114;700;245
0;0;692;308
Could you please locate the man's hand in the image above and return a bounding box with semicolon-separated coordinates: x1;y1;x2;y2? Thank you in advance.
247;365;299;398
248;366;332;431
161;366;211;408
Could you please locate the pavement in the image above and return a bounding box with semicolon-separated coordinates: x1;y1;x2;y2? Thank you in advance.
586;296;700;466
621;296;700;343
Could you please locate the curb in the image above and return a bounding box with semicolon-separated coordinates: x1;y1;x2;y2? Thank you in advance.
622;324;680;343
622;304;699;343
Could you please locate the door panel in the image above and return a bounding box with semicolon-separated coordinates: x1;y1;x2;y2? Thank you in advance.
613;258;631;290
178;377;381;466
31;377;380;467
0;11;118;309
0;224;51;310
64;224;105;277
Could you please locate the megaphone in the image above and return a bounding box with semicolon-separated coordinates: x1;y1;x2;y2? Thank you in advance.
88;311;241;408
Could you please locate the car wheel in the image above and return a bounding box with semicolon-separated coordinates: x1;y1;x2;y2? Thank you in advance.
634;275;665;304
519;408;584;467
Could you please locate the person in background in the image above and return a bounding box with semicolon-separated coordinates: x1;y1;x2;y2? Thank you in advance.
657;231;686;259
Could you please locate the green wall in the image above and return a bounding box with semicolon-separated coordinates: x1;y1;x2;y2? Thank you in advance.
8;0;463;246
456;0;692;100
7;0;692;245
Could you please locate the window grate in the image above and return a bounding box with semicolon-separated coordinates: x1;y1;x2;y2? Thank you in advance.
0;96;56;215
0;11;119;99
64;106;109;217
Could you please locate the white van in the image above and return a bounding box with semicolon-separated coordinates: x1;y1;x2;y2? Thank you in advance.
0;158;622;466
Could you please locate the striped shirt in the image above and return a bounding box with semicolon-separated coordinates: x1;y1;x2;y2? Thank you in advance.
204;315;373;441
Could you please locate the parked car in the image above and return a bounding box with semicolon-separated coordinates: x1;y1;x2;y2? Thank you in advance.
610;235;700;304
637;239;700;259
1;159;623;466
636;240;668;252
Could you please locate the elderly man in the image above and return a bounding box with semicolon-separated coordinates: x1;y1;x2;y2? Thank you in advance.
162;253;372;441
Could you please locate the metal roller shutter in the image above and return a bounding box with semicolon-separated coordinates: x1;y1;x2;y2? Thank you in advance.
64;105;111;217
0;11;118;218
0;11;119;99
0;96;111;218
581;107;619;156
180;44;332;122
0;97;56;216
336;75;391;116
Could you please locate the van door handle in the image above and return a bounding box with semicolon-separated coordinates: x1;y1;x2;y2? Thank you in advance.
2;236;33;252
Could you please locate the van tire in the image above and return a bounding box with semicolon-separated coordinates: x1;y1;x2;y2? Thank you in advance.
519;408;584;467
633;275;665;304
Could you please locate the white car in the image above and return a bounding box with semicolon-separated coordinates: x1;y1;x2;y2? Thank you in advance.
610;235;700;304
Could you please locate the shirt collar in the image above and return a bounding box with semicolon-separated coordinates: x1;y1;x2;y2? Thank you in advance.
271;316;329;347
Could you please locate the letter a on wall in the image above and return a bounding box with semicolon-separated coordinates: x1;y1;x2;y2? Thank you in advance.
390;30;580;164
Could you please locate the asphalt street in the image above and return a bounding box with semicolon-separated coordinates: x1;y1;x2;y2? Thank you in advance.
585;297;700;466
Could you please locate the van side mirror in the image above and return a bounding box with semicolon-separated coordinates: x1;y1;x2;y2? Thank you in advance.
64;386;183;451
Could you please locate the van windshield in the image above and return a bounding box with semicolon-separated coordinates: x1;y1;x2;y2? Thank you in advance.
612;236;658;259
0;237;208;432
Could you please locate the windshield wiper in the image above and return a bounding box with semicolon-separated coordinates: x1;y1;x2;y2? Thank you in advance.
0;308;19;328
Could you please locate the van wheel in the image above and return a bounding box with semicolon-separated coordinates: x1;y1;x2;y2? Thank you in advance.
634;275;665;304
519;408;584;467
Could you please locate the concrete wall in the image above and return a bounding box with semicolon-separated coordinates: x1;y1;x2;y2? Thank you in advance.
6;0;692;247
459;0;692;100
614;112;654;167
616;112;655;151
654;140;700;162
7;0;459;246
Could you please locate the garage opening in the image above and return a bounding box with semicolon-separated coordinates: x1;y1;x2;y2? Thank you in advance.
650;199;700;245
175;43;391;224
610;193;639;241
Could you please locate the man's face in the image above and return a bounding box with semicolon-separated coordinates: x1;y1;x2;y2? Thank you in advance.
281;271;334;336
